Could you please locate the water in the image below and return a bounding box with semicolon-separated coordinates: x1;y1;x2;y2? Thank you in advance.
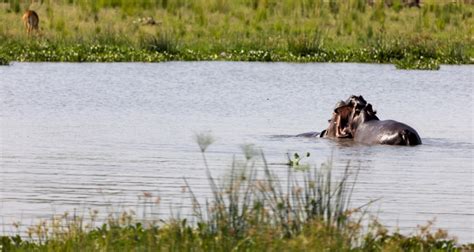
1;62;473;242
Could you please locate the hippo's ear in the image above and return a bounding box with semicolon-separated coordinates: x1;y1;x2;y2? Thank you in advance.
365;103;377;115
345;95;357;106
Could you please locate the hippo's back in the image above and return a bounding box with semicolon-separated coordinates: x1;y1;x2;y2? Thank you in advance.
354;120;421;146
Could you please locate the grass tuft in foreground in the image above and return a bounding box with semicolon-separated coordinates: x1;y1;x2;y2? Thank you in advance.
0;141;468;251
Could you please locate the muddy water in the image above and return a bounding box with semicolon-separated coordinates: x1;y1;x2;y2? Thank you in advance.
1;62;472;242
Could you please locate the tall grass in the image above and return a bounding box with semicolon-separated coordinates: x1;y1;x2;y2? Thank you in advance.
0;138;466;251
189;140;358;244
0;0;472;68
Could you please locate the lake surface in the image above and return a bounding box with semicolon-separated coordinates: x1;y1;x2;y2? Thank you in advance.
1;62;473;242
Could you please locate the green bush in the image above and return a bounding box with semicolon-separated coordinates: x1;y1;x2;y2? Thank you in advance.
0;55;9;65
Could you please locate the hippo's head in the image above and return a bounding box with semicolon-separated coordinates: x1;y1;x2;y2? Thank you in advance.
320;100;353;138
349;103;379;132
346;95;367;112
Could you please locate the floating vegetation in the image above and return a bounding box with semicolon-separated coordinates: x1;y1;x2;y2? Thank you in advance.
287;152;311;170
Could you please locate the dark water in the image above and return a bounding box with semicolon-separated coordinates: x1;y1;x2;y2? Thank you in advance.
1;62;473;242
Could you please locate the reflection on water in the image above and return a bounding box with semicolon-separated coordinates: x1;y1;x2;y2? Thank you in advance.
0;62;473;242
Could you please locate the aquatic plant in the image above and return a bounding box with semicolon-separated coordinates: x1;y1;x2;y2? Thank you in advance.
287;152;311;170
195;131;216;153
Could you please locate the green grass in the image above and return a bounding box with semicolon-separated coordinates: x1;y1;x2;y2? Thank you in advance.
0;139;471;251
0;55;9;65
0;0;473;69
395;55;440;70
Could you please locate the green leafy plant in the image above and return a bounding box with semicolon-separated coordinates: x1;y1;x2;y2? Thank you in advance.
0;55;9;65
287;152;311;171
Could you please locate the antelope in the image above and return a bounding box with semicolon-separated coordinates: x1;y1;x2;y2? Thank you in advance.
22;10;39;35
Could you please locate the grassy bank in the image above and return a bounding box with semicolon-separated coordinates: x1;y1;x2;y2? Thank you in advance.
0;139;471;251
1;0;473;69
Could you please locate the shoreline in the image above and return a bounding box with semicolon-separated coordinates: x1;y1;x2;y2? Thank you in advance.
1;43;472;70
